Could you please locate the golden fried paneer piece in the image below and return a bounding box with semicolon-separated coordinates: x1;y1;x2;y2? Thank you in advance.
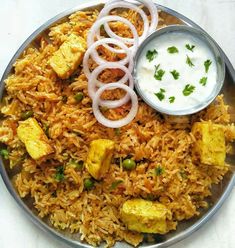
49;34;86;79
120;199;169;234
85;139;115;180
192;121;226;167
17;118;53;160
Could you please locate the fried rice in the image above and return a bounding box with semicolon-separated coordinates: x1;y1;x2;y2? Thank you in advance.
0;7;235;248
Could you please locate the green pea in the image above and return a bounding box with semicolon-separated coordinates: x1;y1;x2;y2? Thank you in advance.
74;92;84;102
84;178;94;190
21;110;34;120
0;149;9;159
122;158;136;170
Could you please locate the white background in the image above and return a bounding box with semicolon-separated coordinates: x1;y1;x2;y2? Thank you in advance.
0;0;235;248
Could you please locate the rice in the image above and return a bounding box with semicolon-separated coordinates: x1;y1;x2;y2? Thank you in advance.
0;7;234;248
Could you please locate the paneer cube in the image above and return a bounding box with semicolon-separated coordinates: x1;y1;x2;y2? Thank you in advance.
49;34;86;79
17;118;53;160
120;199;169;234
85;139;115;180
192;121;226;167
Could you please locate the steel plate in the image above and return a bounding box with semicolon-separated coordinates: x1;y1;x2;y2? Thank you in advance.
0;1;235;247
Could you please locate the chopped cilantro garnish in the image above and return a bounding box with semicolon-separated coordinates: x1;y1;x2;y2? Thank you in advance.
55;166;64;182
169;96;175;103
167;46;179;54
154;64;165;81
0;148;9;159
154;88;166;101
170;70;180;80
110;180;123;190
114;128;121;136
182;84;195;96
179;170;188;179
185;44;195;52
186;55;194;67
204;59;212;73
146;49;158;62
199;77;208;86
61;95;68;103
84;178;95;190
155;166;164;176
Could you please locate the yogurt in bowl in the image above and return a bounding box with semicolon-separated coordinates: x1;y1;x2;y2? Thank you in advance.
133;25;225;115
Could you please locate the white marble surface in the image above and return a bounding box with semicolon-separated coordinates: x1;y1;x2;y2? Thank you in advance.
0;0;235;248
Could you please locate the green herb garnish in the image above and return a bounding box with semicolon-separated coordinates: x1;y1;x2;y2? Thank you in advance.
114;128;121;136
68;159;84;170
154;64;165;81
0;149;9;159
61;95;68;103
43;123;50;138
170;70;180;80
199;77;208;86
167;46;179;54
204;59;212;73
169;96;175;103
55;166;64;182
110;180;123;190
179;170;188;179
146;49;158;62
183;84;195;96
84;178;95;190
21;110;34;120
100;24;105;30
186;55;194;67
155;166;164;176
185;44;195;52
154;88;166;101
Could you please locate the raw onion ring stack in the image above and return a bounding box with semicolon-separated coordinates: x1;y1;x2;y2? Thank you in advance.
82;0;158;128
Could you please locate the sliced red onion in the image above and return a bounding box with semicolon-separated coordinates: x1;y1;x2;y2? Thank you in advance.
87;15;139;54
88;62;134;108
98;1;149;44
137;0;158;34
92;83;138;128
104;0;158;35
83;38;133;79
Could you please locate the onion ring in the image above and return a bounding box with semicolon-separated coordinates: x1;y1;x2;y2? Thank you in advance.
104;0;158;35
92;83;138;128
98;1;149;44
87;15;139;54
83;38;133;79
88;62;134;108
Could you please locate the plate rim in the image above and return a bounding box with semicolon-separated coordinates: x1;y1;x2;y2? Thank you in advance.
0;1;235;248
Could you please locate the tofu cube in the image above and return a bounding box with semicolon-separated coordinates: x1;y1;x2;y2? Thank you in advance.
192;121;226;167
120;199;169;234
85;139;115;180
49;34;86;79
17;118;53;160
